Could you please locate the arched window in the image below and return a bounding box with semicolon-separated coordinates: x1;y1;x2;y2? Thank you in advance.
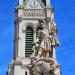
25;27;33;57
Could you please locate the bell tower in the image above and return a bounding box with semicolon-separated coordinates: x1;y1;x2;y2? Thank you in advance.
7;0;62;75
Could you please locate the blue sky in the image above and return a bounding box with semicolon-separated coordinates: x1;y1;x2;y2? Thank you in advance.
0;0;75;75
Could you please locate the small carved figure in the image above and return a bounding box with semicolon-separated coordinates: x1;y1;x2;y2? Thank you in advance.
49;26;60;46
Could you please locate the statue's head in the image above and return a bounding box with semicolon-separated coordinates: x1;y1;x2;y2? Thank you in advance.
38;19;45;30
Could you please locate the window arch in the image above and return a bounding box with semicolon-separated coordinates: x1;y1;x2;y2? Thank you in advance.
25;26;33;57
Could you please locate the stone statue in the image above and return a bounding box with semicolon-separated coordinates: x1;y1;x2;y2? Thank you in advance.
27;58;55;75
34;20;53;59
30;19;61;75
49;19;60;47
49;26;60;47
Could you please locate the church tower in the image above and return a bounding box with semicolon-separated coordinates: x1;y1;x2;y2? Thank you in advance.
7;0;62;75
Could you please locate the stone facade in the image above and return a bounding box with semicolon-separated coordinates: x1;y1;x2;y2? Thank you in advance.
7;0;61;75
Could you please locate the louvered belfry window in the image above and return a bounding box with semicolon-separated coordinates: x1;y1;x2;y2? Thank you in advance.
25;27;33;57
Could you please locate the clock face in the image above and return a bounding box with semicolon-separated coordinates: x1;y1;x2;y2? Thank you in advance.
30;0;38;8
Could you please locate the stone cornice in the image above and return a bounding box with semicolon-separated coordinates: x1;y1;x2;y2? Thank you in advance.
13;59;22;66
14;61;22;66
22;18;45;20
23;8;53;11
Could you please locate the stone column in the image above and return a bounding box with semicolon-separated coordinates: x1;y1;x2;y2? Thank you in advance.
17;20;25;58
